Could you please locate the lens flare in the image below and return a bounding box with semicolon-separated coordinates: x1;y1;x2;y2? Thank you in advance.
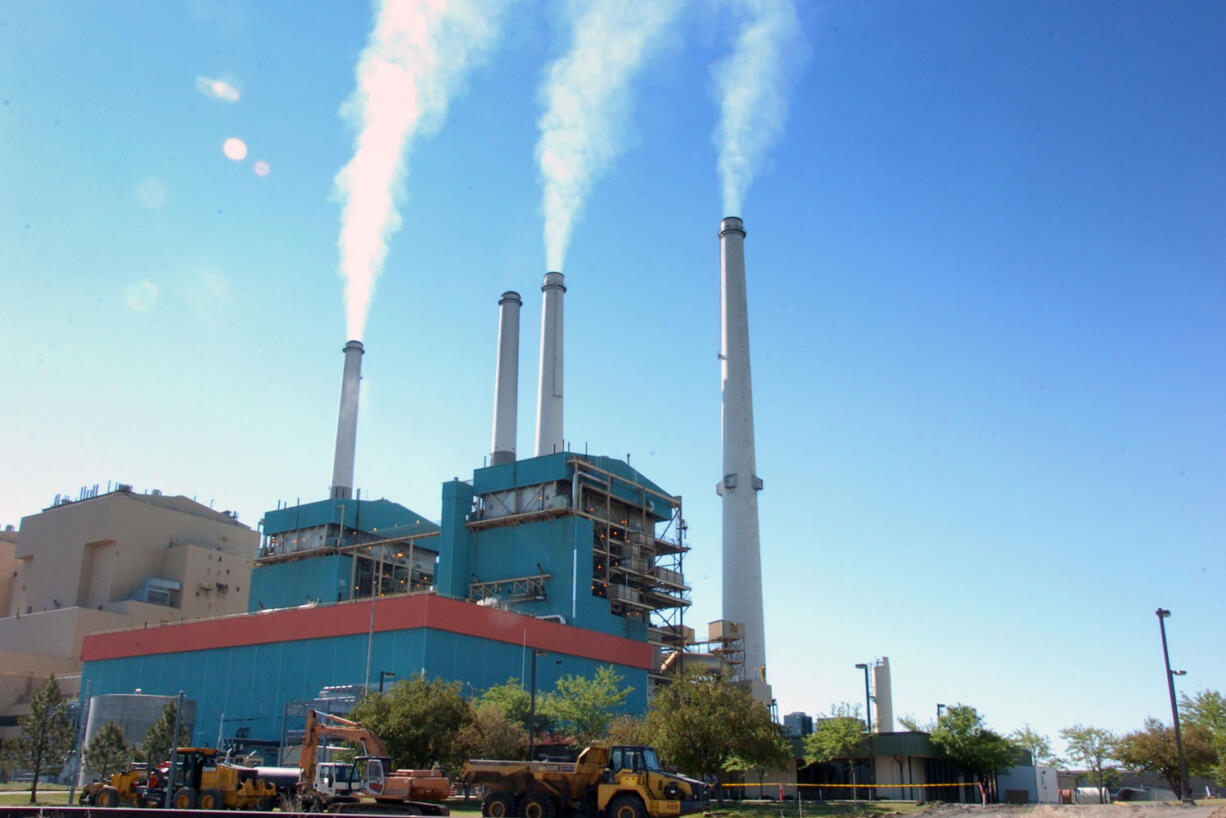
223;138;248;161
253;160;270;177
136;178;167;208
125;281;158;312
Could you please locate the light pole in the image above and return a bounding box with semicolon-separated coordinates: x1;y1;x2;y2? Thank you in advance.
379;671;395;692
528;649;543;761
937;703;946;725
855;663;872;733
1155;608;1192;802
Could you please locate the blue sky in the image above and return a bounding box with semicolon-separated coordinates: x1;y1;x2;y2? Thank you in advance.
2;0;1223;756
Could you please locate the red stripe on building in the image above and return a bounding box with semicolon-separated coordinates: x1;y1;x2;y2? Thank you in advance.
80;594;652;669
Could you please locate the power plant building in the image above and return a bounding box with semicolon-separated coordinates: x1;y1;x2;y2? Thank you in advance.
79;452;691;755
72;223;755;757
0;488;257;742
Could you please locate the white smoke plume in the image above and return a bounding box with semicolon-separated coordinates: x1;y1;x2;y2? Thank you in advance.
537;0;683;272
713;0;805;215
335;0;505;341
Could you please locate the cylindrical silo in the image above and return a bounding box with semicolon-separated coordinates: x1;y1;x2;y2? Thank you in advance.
873;657;894;732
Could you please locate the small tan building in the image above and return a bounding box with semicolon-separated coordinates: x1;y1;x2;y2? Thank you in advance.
0;486;258;741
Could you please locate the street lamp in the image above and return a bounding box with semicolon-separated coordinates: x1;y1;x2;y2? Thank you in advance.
855;663;872;733
529;649;544;761
379;671;395;692
937;703;946;724
1155;608;1192;803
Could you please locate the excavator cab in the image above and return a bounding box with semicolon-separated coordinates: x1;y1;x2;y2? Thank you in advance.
355;755;393;796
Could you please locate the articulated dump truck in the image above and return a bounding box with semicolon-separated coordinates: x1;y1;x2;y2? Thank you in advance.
461;745;707;818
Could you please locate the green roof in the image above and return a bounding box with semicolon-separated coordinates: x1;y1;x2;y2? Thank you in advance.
262;497;438;538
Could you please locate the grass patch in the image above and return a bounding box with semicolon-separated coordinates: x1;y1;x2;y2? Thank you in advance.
0;790;72;806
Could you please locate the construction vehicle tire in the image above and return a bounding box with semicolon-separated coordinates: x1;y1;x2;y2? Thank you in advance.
199;788;225;810
607;794;646;818
482;790;517;818
174;787;200;809
97;787;121;808
518;792;556;818
255;796;273;812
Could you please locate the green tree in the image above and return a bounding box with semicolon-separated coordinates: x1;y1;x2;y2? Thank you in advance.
929;704;1018;800
898;714;935;732
804;704;868;797
1059;724;1116;802
1181;690;1226;784
728;718;793;797
142;700;191;766
84;720;134;780
478;679;554;736
451;704;527;775
1011;724;1060;766
1115;717;1216;797
539;665;631;745
348;676;471;770
6;675;74;802
645;673;786;803
479;680;531;726
604;714;651;745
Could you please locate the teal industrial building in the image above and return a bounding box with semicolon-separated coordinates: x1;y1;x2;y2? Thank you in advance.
79;452;693;758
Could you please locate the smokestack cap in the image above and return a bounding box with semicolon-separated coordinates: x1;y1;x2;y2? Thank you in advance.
343;339;365;354
542;272;566;292
720;217;745;238
499;291;522;305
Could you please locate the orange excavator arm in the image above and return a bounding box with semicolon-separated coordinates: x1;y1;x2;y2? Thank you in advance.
300;709;390;786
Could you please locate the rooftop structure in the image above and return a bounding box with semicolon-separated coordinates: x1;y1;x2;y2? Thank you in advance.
0;485;257;741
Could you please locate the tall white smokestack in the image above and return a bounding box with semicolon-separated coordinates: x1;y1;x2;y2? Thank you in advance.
330;339;364;500
534;272;566;456
718;216;770;704
873;657;894;733
491;291;522;466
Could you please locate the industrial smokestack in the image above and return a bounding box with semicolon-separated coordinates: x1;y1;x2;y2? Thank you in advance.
873;657;894;733
330;340;364;500
491;291;522;466
534;272;566;456
718;216;769;704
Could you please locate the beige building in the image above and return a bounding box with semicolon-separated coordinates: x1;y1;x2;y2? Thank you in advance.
0;486;258;741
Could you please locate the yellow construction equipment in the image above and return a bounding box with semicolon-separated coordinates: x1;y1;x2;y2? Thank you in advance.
79;766;160;807
461;744;707;818
166;747;278;810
